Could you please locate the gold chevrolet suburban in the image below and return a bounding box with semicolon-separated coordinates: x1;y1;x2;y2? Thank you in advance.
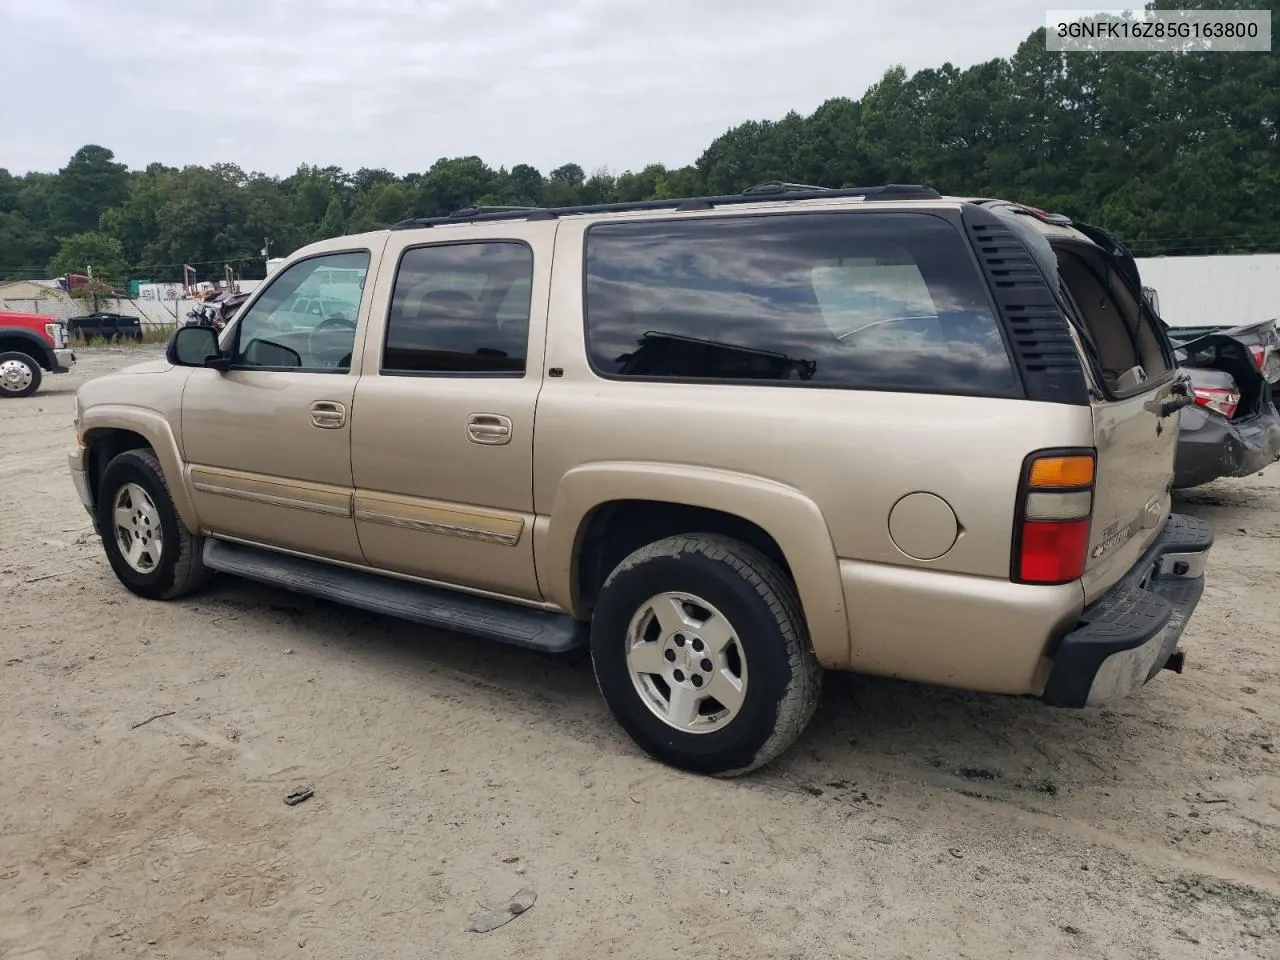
69;182;1214;776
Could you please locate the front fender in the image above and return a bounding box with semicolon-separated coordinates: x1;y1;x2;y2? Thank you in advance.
81;405;200;532
537;461;851;668
0;327;56;369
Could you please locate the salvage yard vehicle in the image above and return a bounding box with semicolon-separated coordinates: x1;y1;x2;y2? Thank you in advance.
1172;317;1280;396
1171;325;1280;488
1146;279;1280;400
0;310;76;398
69;182;1214;776
67;312;144;344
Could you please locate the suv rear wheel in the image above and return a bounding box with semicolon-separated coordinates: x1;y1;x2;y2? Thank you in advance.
0;351;41;398
590;534;821;776
97;449;211;600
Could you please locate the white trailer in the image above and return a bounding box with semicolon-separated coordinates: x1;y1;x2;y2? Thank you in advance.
1136;253;1280;328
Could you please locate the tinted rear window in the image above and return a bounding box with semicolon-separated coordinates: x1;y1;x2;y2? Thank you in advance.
584;212;1018;395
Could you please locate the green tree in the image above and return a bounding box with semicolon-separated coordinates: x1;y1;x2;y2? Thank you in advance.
352;167;397;195
506;164;545;205
284;164;340;234
0;168;19;213
346;181;416;232
316;197;345;239
0;210;43;278
417;156;498;215
51;145;130;237
99;163;173;264
137;165;253;274
581;167;618;205
48;232;130;283
545;163;586;206
241;174;297;259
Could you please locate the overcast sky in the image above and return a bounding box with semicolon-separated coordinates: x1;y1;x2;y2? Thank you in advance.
3;0;1070;178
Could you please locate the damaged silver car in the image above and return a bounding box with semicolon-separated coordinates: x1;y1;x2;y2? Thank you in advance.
1171;321;1280;489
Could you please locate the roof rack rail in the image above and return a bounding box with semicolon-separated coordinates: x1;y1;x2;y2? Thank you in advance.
447;204;541;218
390;182;942;230
742;180;833;195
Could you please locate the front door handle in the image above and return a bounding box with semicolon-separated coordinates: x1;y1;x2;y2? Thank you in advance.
466;413;513;445
311;400;347;429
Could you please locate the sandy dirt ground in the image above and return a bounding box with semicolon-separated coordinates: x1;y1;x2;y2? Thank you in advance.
1;346;1278;960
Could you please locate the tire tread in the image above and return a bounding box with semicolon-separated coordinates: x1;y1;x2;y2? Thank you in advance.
103;449;211;600
601;533;822;776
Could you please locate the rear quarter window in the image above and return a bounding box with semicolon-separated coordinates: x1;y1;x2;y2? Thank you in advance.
584;212;1019;396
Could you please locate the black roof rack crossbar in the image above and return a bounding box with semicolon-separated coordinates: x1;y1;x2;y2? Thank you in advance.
390;183;941;229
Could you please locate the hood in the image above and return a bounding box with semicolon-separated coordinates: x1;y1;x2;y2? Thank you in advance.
118;358;174;375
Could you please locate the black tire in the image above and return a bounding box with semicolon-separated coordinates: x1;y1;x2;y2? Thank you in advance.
590;534;822;776
0;351;42;398
96;449;212;600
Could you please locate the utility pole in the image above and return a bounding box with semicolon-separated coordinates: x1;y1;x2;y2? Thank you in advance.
87;263;97;314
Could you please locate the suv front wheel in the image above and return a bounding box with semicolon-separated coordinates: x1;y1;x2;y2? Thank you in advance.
96;449;212;600
590;534;822;776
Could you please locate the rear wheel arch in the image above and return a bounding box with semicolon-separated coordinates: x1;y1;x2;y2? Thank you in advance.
575;500;793;612
544;463;851;668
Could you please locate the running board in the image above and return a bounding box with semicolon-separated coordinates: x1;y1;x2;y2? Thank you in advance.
202;539;587;654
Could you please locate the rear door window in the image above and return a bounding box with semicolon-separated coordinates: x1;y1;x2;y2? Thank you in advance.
382;241;533;375
584;212;1018;396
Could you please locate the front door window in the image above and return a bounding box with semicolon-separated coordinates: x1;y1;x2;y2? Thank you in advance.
231;251;370;371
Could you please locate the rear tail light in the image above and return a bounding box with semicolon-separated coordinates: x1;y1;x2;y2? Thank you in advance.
1013;451;1096;585
1192;385;1239;419
1247;344;1265;372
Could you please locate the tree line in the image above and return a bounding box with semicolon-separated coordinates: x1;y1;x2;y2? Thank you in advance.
2;0;1277;286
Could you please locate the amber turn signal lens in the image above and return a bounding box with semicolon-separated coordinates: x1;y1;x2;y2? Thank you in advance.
1028;455;1094;489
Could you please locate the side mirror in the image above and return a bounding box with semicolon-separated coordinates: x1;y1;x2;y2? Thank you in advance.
167;325;229;371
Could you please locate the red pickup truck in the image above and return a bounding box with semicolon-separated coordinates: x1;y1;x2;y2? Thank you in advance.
0;311;76;398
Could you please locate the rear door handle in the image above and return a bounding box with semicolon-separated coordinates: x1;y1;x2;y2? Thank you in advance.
310;400;347;429
466;413;512;445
